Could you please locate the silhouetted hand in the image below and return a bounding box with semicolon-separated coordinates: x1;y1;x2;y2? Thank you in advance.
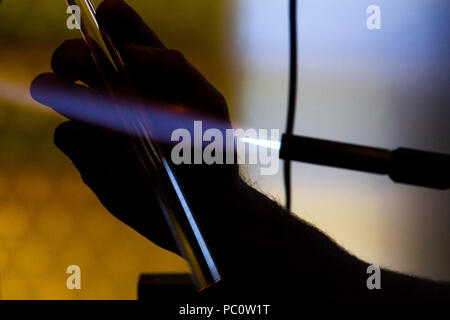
31;0;239;257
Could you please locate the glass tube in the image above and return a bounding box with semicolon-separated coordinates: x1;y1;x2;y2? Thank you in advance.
65;0;222;290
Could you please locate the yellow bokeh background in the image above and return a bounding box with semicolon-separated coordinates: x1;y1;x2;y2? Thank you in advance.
0;0;234;299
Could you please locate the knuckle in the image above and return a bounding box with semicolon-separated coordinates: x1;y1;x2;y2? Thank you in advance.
97;0;122;18
30;73;53;99
56;38;82;54
51;39;84;71
163;49;186;64
53;122;73;155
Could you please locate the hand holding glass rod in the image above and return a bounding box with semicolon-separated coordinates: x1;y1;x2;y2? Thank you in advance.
65;0;221;290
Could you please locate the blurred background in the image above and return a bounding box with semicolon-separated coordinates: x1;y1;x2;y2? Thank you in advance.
0;0;448;299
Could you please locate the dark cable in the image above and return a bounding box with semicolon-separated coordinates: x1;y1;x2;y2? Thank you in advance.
284;0;298;210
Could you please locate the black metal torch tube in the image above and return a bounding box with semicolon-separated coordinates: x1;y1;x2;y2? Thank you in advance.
279;134;449;190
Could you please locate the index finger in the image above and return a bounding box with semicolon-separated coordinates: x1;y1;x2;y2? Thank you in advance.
96;0;166;49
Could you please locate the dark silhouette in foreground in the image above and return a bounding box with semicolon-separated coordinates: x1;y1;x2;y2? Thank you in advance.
30;0;449;299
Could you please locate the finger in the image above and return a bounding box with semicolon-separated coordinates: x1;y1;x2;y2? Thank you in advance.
30;73;121;129
54;121;109;164
121;44;187;79
120;44;195;106
51;39;103;89
54;120;129;175
31;73;96;119
122;43;228;117
96;0;166;49
54;121;179;253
